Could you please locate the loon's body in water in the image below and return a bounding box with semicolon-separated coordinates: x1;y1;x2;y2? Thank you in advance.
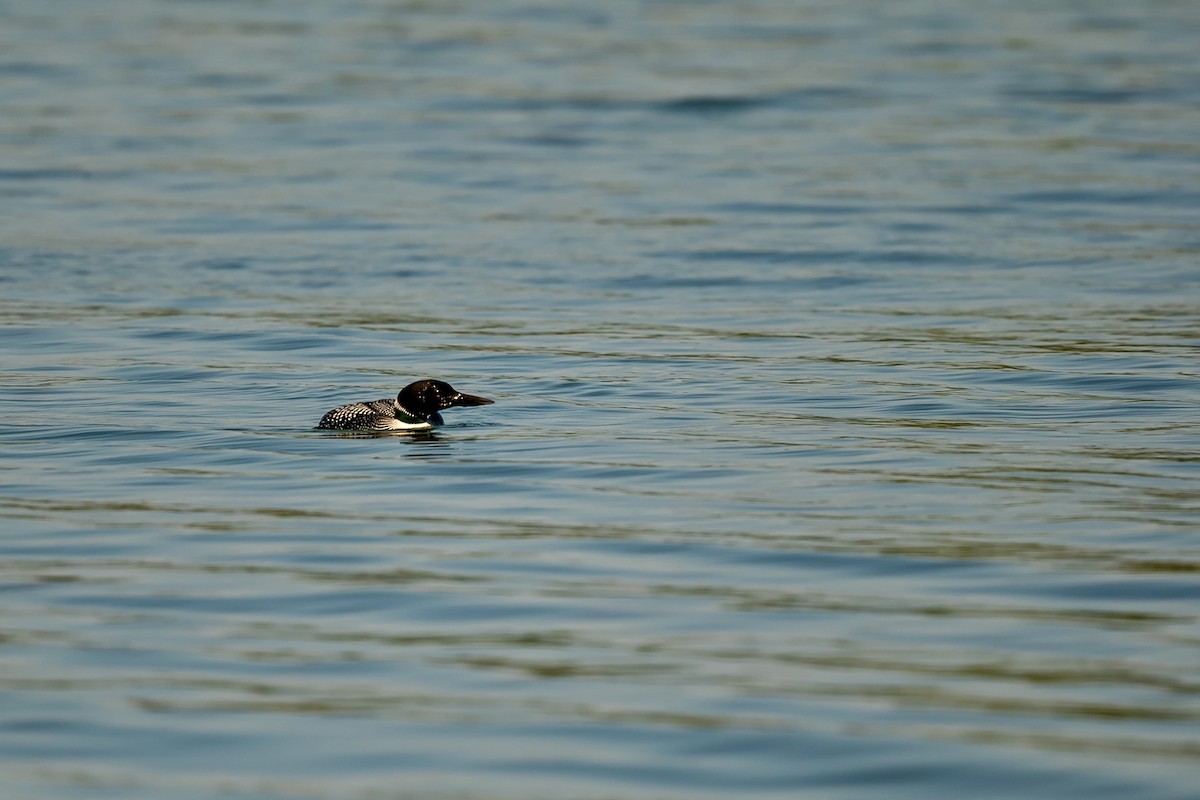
317;379;493;432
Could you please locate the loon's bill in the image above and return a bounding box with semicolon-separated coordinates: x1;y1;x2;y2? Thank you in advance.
317;379;493;432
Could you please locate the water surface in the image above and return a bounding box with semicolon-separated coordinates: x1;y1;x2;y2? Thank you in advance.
1;1;1198;798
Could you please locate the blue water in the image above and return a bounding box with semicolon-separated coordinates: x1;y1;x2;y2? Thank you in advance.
2;1;1198;798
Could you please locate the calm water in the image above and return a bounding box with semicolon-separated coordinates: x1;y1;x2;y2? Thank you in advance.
1;1;1198;798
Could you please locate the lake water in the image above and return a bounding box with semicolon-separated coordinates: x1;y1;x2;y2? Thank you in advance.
1;1;1198;798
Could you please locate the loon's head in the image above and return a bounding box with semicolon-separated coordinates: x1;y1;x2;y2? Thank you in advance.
397;379;494;421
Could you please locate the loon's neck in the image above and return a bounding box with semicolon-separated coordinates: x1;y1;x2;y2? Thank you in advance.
395;401;444;427
393;401;427;425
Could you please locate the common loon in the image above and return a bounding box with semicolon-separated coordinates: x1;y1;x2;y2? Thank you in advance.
317;379;493;431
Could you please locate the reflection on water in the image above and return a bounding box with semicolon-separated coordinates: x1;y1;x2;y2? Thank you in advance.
2;0;1200;799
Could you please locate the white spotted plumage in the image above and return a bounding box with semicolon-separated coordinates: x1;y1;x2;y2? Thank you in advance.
317;398;431;431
